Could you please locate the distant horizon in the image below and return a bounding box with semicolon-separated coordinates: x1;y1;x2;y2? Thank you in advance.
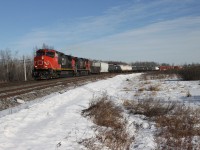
0;0;200;64
1;47;199;66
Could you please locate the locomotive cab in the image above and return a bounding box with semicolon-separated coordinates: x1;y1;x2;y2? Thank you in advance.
33;49;60;79
32;49;91;79
34;49;61;69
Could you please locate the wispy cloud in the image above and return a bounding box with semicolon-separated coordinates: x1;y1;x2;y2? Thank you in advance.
10;0;200;64
67;16;200;64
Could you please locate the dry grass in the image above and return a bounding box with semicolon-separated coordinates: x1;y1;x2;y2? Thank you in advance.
141;71;179;81
147;85;160;91
123;98;175;118
178;66;200;80
138;87;145;92
123;98;200;149
140;73;167;80
82;97;123;129
137;85;160;93
81;96;134;150
0;99;18;111
144;81;151;84
156;105;200;149
123;87;131;91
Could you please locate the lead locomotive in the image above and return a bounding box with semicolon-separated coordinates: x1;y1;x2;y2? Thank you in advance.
32;49;91;79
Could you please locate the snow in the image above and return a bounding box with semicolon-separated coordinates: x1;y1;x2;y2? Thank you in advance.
0;73;199;150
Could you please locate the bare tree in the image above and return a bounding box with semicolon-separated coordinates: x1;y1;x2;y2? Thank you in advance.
0;49;12;82
0;49;34;82
131;61;160;67
42;43;54;49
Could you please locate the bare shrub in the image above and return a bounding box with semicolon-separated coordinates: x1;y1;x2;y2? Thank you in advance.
140;72;167;80
82;96;123;129
137;84;159;93
82;96;134;150
123;87;131;91
141;71;179;81
144;81;151;84
178;66;200;80
147;85;160;91
0;49;33;82
95;125;133;150
80;138;102;150
140;74;149;80
155;105;200;149
138;87;145;92
123;98;176;118
124;99;200;149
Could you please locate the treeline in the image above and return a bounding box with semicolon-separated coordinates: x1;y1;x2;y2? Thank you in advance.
178;64;200;80
1;45;199;82
0;49;33;82
131;61;161;67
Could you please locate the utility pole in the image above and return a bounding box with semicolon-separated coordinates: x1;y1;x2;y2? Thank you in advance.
23;56;27;81
6;61;9;74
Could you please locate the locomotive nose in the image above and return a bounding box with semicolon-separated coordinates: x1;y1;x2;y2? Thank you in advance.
37;60;44;65
35;59;49;69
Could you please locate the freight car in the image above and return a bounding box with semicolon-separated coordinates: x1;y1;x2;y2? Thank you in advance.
32;49;91;79
99;62;109;73
90;62;100;74
108;64;132;73
90;62;109;74
118;65;132;72
159;66;182;71
132;66;159;72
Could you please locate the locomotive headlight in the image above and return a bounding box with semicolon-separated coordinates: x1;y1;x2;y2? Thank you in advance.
35;66;38;68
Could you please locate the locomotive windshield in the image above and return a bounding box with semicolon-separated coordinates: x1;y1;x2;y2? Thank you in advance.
36;51;55;58
36;51;45;56
46;52;55;58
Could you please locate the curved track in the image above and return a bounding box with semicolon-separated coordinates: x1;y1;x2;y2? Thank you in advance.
0;74;117;111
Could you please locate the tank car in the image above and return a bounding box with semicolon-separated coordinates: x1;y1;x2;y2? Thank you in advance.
119;65;132;72
108;64;133;73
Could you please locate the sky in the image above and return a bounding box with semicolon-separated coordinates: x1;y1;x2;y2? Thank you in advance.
0;0;200;64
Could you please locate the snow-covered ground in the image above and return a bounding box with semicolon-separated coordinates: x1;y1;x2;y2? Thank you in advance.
0;73;199;150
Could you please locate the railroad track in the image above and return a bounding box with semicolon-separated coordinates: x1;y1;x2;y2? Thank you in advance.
0;74;116;100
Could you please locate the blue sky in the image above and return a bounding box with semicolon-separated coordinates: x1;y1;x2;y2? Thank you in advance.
0;0;200;64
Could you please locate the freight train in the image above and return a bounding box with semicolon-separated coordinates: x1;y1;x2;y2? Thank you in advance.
32;49;133;79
